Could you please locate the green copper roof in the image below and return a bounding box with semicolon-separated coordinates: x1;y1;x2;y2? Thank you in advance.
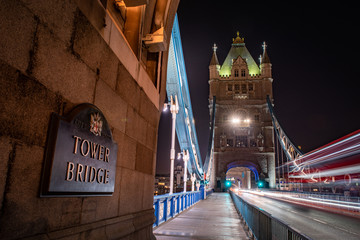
219;34;260;76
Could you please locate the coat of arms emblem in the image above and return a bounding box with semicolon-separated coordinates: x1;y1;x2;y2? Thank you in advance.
90;112;103;136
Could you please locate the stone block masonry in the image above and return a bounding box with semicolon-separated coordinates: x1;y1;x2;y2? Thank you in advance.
0;0;179;239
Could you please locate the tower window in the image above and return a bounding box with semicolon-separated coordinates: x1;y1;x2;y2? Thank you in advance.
234;69;239;77
255;114;260;122
248;83;254;91
234;84;240;93
235;136;248;147
241;84;247;94
226;139;234;147
227;84;233;91
241;69;246;77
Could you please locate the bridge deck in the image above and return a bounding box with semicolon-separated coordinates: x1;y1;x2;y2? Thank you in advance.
153;193;249;239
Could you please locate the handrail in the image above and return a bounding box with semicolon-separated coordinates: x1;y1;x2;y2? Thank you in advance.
230;191;312;240
153;191;201;227
153;189;214;227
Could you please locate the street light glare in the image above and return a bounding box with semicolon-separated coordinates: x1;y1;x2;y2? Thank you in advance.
163;103;168;112
231;118;240;124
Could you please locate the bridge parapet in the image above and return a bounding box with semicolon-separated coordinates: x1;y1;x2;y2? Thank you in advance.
153;189;214;227
154;191;197;227
230;191;311;240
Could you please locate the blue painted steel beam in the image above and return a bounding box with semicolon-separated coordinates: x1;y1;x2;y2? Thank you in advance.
266;95;303;162
166;14;204;178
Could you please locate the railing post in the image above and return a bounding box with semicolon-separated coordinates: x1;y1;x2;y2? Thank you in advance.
185;194;190;208
184;194;187;209
164;197;168;222
170;196;174;218
200;185;205;200
153;191;205;228
154;199;159;227
176;195;180;214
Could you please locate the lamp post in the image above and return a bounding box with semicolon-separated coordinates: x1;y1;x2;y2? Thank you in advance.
191;173;196;192
182;150;189;193
164;95;179;195
177;149;189;193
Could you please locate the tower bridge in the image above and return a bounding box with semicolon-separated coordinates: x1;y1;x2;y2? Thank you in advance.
154;15;360;240
209;32;275;191
1;1;359;239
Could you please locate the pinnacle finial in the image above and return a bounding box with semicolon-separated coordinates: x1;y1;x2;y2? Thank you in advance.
262;41;267;51
212;43;217;52
233;31;244;44
261;41;271;64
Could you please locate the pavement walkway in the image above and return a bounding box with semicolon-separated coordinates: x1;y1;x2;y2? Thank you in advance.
153;192;249;240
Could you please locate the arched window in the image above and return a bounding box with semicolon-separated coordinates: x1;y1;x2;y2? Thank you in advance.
241;69;246;77
234;69;239;77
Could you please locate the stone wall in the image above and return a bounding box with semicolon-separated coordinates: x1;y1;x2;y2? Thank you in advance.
0;0;178;239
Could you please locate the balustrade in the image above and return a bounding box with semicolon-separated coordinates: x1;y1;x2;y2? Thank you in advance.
153;189;213;227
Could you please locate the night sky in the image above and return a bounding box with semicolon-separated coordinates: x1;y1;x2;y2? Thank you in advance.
156;1;360;174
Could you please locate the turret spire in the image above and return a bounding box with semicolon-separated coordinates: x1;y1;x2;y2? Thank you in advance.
260;41;272;77
212;43;218;52
262;41;267;51
210;43;219;66
261;41;270;64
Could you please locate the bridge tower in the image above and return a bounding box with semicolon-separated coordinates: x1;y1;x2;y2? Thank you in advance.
208;32;275;191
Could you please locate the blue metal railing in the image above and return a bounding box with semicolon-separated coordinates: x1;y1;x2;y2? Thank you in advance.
153;191;201;227
230;191;311;240
153;189;213;227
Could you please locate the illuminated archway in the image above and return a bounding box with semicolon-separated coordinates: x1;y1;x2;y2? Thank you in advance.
227;161;260;182
225;161;261;190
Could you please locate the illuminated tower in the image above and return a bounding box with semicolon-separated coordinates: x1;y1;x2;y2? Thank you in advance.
209;32;275;191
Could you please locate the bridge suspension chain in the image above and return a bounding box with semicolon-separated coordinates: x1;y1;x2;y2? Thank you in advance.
266;96;303;163
203;96;216;183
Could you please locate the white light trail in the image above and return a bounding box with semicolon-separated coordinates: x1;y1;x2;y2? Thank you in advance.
237;189;360;212
296;133;360;161
289;164;360;179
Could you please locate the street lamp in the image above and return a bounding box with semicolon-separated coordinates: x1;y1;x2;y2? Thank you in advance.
177;149;189;193
231;117;240;124
191;173;196;192
163;95;179;195
231;117;250;124
196;180;200;191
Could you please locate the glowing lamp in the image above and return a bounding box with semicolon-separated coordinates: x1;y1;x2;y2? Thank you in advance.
163;103;168;112
231;118;240;124
225;180;231;188
257;180;265;188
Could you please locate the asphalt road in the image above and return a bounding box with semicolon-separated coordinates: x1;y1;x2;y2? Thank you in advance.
238;192;360;240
